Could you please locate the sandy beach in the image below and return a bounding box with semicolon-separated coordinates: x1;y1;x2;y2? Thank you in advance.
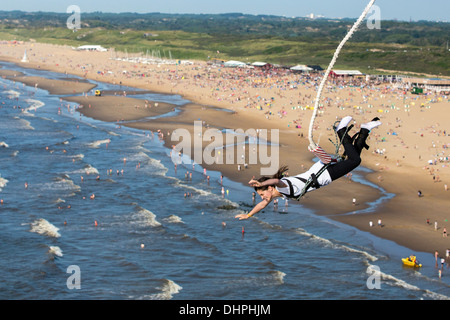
1;42;450;259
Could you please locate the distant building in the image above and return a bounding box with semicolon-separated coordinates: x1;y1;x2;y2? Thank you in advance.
143;33;158;37
404;77;450;94
76;45;108;52
330;70;364;79
306;13;325;19
366;74;403;83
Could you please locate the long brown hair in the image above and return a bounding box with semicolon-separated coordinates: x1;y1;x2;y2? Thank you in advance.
254;165;289;191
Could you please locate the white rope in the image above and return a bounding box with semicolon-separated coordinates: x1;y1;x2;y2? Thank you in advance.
308;0;377;150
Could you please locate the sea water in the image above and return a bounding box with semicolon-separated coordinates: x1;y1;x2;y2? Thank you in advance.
0;61;449;300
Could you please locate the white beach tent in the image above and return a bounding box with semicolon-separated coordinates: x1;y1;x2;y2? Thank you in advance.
223;60;247;67
290;65;313;72
251;61;268;67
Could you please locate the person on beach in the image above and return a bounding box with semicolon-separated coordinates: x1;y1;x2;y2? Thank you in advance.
235;116;381;220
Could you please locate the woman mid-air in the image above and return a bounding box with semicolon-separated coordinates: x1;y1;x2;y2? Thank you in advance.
235;116;381;220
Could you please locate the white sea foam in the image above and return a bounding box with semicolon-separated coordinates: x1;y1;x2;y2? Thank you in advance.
82;164;99;175
0;141;9;148
126;151;151;163
88;139;110;148
3;90;20;99
30;219;61;238
164;215;184;224
22;99;45;115
13;117;34;130
40;176;81;196
138;156;169;176
173;179;240;209
133;207;161;227
265;270;286;285
228;270;286;288
65;164;98;176
422;290;450;300
295;228;378;262
0;175;8;192
148;279;182;300
71;154;85;161
48;246;63;257
107;131;120;137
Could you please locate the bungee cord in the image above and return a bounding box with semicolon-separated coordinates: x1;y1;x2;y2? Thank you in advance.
308;0;377;151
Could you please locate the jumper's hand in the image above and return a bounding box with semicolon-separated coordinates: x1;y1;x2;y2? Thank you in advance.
248;179;261;187
235;213;250;220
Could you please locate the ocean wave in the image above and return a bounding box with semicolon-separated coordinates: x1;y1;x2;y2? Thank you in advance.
132;206;162;228
81;164;99;176
22;99;45;115
70;154;85;161
0;141;9;148
265;270;286;285
164;215;184;224
13;117;34;130
295;228;379;262
59;140;70;145
107;131;120;137
0;174;8;191
254;219;283;231
148;279;183;300
39;176;81;196
126;151;151;163
126;151;152;163
227;270;286;288
55;176;81;191
140;156;169;176
48;246;63;257
3;90;20;99
173;179;240;209
30;219;61;238
88;139;110;148
422;290;450;300
366;264;450;300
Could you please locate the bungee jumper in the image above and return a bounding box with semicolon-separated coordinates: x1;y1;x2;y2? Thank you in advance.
235;0;378;221
235;117;381;220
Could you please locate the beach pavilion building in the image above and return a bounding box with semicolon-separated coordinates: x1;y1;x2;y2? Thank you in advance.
330;70;364;79
404;77;450;94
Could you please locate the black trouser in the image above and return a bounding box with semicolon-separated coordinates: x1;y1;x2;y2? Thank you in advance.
326;141;362;181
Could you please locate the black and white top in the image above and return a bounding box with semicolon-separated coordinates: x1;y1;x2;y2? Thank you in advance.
275;161;333;198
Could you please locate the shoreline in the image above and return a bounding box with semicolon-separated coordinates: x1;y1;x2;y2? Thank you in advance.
1;42;450;260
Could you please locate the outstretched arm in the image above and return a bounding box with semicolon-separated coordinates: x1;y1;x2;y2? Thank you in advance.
235;199;270;220
235;178;286;220
248;178;286;189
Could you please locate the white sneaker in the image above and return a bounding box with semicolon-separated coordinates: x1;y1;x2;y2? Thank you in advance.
336;116;353;132
361;119;382;131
